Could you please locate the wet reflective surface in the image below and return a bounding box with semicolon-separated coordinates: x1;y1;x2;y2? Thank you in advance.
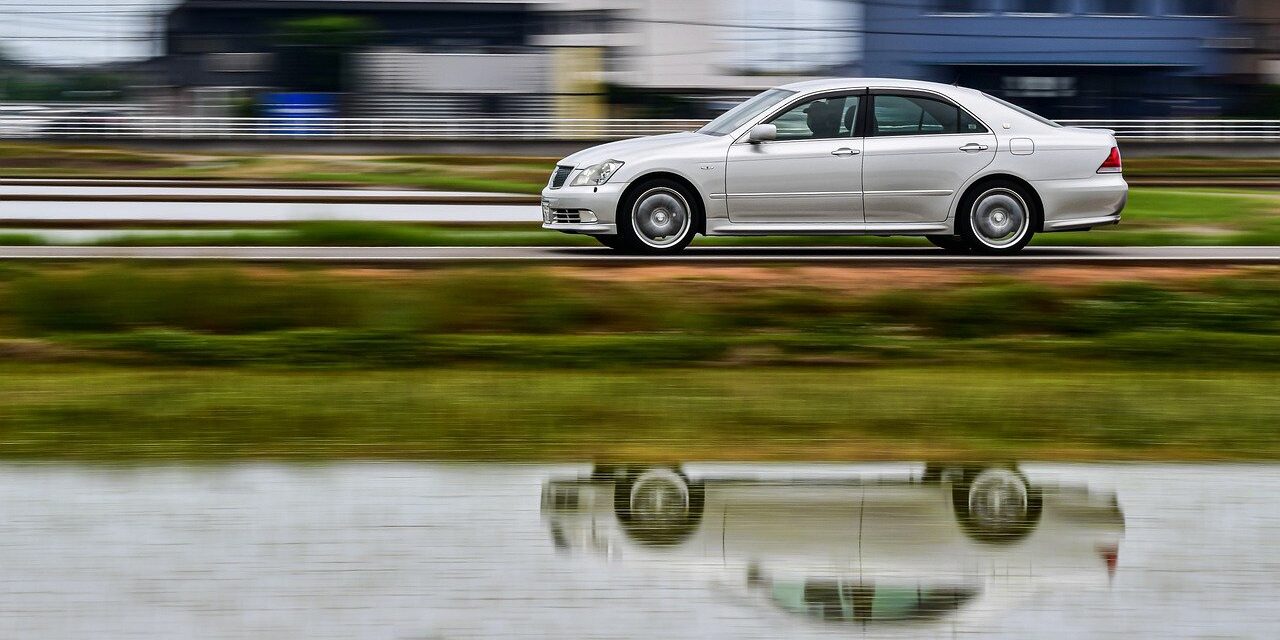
0;463;1277;638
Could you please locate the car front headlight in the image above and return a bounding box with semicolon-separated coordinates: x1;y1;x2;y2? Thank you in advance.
570;159;624;186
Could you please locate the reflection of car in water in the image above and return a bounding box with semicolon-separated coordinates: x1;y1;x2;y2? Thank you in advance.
543;464;1123;628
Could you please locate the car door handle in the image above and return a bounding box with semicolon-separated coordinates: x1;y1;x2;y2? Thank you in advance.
831;148;860;156
959;143;989;152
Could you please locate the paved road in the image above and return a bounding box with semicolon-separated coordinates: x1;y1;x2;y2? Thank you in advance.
1;245;1279;263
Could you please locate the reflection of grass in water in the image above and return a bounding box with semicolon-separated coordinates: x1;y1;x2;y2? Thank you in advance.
0;364;1276;460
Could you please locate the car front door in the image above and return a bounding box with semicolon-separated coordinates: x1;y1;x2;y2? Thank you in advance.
725;91;865;224
862;91;996;224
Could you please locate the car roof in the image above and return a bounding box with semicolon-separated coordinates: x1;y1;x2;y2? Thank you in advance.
776;77;980;96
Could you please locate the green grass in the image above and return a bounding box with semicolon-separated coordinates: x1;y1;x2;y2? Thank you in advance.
3;264;1280;369
0;264;1278;461
0;364;1277;460
278;171;546;195
81;223;599;248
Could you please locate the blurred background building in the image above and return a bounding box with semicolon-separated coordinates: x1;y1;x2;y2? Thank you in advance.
2;0;1278;120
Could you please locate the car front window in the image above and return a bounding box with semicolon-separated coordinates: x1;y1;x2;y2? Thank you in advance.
767;94;860;141
698;88;797;137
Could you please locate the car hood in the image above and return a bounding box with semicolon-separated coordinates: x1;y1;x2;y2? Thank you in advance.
559;132;712;168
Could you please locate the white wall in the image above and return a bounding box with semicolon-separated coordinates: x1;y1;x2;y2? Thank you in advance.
533;0;864;91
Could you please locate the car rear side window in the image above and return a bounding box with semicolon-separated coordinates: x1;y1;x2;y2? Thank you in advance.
959;109;988;133
872;94;983;137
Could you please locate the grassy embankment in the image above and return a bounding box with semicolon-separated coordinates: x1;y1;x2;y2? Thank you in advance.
1;263;1279;460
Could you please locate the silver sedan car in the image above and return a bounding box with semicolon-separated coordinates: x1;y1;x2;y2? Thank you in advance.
541;78;1127;254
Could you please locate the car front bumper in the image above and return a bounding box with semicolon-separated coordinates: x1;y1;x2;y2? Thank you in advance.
540;182;628;235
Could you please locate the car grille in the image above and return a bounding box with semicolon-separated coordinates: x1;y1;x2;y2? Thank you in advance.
550;165;573;189
551;210;585;224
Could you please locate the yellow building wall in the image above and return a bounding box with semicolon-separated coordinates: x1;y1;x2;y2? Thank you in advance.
551;47;606;121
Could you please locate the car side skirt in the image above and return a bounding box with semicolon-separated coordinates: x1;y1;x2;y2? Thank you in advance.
705;219;951;236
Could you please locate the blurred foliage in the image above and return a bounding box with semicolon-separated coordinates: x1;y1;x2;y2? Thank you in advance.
2;264;1280;370
1;364;1278;460
0;71;128;102
10;267;365;333
1;265;1279;460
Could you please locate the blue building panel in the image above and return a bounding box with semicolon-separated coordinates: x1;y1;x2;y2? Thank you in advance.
861;0;1244;117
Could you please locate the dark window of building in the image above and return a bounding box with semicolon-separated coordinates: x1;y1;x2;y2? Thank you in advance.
1170;0;1231;16
1008;0;1070;14
935;0;986;12
1091;0;1142;14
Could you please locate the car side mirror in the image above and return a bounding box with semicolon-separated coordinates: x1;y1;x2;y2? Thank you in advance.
747;123;777;143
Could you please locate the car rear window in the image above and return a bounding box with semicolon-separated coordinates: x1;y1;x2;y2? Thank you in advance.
982;92;1063;128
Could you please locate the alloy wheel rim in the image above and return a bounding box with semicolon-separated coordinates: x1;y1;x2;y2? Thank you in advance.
967;468;1029;528
630;472;690;521
970;188;1029;249
632;188;691;249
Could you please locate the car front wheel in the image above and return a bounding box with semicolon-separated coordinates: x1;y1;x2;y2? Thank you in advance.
615;179;698;253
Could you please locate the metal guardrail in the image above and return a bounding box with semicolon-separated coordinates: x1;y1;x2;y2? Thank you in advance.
0;117;708;140
2;116;1279;141
1059;119;1280;141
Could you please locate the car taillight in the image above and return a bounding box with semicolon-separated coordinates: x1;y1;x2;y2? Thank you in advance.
1097;544;1119;579
1097;147;1122;174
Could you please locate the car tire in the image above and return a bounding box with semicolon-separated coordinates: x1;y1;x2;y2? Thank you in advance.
958;180;1037;254
926;235;972;252
613;466;705;547
615;179;699;254
951;465;1043;545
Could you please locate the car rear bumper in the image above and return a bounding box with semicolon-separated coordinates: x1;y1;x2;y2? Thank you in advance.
1034;174;1127;232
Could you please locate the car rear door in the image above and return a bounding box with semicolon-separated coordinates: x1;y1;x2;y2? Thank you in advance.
725;91;866;224
862;91;996;224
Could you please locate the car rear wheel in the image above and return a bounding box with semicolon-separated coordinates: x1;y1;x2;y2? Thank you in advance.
926;235;971;252
959;181;1036;254
615;179;698;253
951;466;1043;544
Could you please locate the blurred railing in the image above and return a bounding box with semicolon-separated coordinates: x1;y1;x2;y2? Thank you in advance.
1060;120;1280;141
2;116;1279;141
0;117;708;140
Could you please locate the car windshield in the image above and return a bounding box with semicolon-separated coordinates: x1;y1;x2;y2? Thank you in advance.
698;88;797;136
982;92;1063;128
